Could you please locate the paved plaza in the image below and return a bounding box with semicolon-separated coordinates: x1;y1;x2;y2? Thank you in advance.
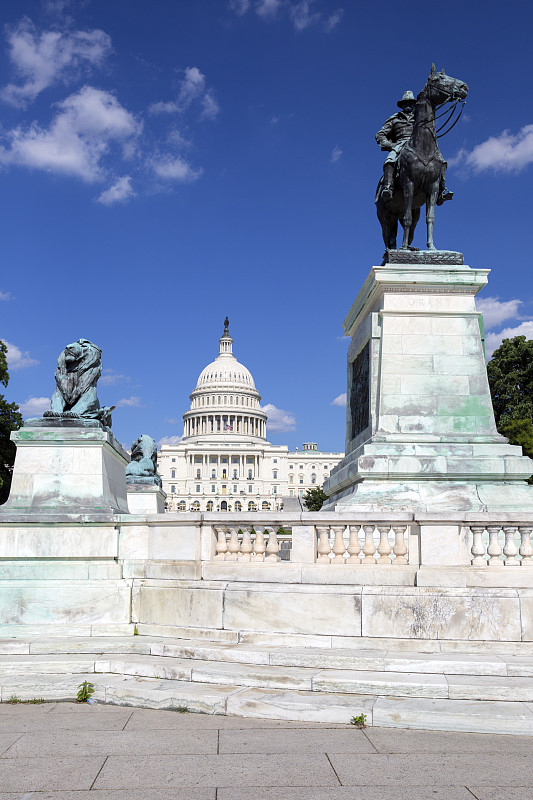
0;702;531;798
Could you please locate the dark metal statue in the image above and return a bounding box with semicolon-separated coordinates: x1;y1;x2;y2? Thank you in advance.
375;65;468;251
223;316;230;335
126;434;162;486
44;339;114;427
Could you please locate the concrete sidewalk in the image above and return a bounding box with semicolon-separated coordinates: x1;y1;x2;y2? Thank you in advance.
0;702;532;798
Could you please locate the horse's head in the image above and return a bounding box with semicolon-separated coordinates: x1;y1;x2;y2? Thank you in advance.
422;64;468;106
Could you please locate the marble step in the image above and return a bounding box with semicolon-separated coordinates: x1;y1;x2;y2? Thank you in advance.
2;636;532;678
4;652;533;701
2;671;533;735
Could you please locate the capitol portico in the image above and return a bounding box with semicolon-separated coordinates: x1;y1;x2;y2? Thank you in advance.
159;319;343;511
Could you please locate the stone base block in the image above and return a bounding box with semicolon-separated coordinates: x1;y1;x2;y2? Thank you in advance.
2;422;130;514
127;484;166;514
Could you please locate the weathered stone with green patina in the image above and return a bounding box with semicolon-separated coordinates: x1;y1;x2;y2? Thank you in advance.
323;255;533;512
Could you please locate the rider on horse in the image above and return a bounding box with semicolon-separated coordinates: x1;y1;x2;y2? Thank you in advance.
376;90;453;206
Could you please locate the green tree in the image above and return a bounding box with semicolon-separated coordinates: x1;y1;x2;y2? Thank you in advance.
302;486;327;511
0;341;23;505
487;336;533;468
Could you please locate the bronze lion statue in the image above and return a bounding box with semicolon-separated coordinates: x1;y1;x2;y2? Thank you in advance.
44;338;114;427
126;434;162;486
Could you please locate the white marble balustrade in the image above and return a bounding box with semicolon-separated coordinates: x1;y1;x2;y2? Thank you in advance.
469;524;533;567
316;523;409;566
214;525;289;562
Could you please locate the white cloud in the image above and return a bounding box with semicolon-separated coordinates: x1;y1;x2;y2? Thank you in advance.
330;144;342;163
324;9;343;31
0;86;141;182
230;0;343;31
0;290;11;301
262;402;297;432
331;393;347;407
229;0;251;14
290;1;321;30
158;434;184;446
256;0;283;19
1;18;112;108
150;155;202;182
99;368;130;386
149;66;219;121
477;297;522;330
96;175;135;205
485;321;533;359
18;396;50;417
201;90;220;121
1;340;39;370
117;396;144;407
452;125;533;173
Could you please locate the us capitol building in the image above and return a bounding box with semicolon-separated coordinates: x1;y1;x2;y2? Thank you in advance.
158;319;343;512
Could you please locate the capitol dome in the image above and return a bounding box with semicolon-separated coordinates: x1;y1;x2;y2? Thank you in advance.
183;318;267;441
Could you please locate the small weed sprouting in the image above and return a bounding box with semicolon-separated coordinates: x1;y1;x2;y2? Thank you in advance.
5;695;45;705
350;713;367;728
176;706;188;713
77;681;95;703
133;625;139;635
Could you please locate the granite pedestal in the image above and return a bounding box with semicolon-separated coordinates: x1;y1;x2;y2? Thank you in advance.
324;253;533;513
2;418;130;515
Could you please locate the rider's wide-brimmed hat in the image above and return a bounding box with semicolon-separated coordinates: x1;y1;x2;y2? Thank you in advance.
397;90;415;108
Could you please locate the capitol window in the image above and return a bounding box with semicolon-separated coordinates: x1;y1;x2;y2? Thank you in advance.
235;501;242;511
206;501;213;511
289;475;293;483
191;501;200;511
272;486;277;494
248;485;253;493
273;459;277;463
172;458;176;463
178;501;186;511
171;485;175;493
248;470;252;479
211;484;216;492
233;469;237;479
211;469;216;478
196;484;200;492
273;470;278;479
196;469;201;478
171;470;176;478
311;473;317;484
233;485;237;493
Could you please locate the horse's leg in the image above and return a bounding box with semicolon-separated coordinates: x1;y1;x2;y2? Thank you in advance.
408;207;420;246
400;180;414;249
426;181;439;250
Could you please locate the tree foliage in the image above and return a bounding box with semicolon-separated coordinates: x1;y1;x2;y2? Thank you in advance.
487;336;533;468
303;486;327;511
0;341;23;505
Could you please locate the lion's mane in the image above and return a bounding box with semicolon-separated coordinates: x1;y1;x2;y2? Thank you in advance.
54;339;102;410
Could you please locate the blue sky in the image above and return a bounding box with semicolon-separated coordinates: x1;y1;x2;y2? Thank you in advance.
1;0;532;453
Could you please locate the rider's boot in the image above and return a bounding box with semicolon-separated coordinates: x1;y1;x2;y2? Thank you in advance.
381;163;394;203
437;167;453;205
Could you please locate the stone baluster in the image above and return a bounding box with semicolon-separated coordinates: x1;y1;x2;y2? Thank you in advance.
214;526;228;560
252;528;265;562
347;525;362;563
519;527;533;566
331;526;347;563
266;527;281;561
470;526;487;567
486;526;503;566
239;528;253;562
316;526;331;563
361;524;377;565
392;525;408;565
503;526;519;566
377;525;392;565
226;527;240;561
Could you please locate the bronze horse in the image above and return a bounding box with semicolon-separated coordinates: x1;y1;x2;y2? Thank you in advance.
376;66;468;251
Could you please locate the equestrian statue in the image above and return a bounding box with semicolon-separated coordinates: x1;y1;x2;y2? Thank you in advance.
375;65;468;252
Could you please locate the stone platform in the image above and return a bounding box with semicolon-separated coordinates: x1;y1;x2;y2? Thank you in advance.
3;634;533;735
324;256;533;512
